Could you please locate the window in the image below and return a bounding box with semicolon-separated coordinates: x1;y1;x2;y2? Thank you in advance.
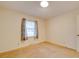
25;20;37;37
21;18;38;41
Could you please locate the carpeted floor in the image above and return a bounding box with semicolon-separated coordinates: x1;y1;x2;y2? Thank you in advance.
0;42;79;58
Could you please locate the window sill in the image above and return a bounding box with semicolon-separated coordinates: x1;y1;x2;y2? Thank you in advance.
25;36;36;38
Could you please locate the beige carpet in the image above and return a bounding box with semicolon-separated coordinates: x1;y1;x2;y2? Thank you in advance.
0;42;79;58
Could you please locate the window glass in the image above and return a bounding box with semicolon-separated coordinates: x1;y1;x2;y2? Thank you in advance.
25;20;36;37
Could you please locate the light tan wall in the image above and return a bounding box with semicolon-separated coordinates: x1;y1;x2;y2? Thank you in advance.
0;7;46;52
46;9;79;49
76;15;79;52
1;6;79;52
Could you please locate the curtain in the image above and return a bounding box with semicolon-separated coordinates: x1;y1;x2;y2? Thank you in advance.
21;18;28;41
35;21;38;39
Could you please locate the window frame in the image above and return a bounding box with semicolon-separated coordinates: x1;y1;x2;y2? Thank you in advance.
21;18;38;41
25;20;37;38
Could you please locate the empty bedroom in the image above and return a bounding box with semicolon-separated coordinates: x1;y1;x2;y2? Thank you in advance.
0;0;79;58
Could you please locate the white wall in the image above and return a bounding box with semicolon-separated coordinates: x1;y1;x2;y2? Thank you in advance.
0;7;46;52
76;15;79;52
0;6;79;52
46;9;79;49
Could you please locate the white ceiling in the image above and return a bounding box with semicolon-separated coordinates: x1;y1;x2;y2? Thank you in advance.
0;1;79;19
